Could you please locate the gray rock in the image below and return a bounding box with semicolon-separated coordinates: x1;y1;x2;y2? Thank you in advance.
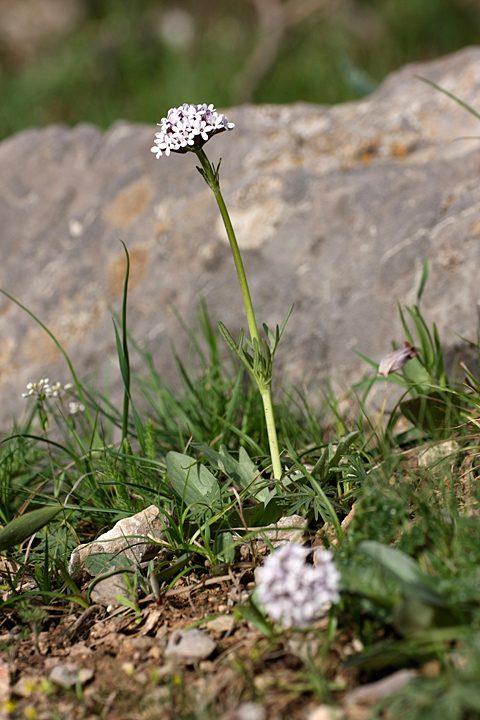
89;571;131;607
342;669;418;720
229;703;267;720
164;628;216;664
204;614;235;636
0;658;10;704
68;504;168;575
2;47;480;429
260;514;308;546
307;706;344;720
49;663;94;689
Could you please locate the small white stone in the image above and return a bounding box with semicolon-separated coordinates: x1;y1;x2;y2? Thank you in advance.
68;219;84;237
230;702;266;720
307;705;344;720
68;505;168;575
49;663;94;689
0;658;10;703
165;628;216;665
342;670;417;719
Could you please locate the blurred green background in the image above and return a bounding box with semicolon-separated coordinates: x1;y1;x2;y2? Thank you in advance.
1;0;479;140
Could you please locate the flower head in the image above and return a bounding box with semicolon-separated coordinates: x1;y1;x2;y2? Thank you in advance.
151;103;234;158
378;342;416;376
21;379;70;400
22;378;57;400
256;544;340;628
68;401;85;415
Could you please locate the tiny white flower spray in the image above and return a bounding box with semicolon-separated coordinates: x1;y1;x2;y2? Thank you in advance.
151;103;289;480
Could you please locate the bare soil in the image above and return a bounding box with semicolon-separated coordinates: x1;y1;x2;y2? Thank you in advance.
1;562;359;720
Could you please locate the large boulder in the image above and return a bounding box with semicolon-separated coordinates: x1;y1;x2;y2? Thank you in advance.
1;46;480;429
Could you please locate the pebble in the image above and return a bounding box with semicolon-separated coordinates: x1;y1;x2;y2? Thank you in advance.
165;628;216;665
204;614;235;635
0;658;10;703
342;669;417;720
229;702;266;720
308;705;345;720
49;663;94;689
89;572;130;606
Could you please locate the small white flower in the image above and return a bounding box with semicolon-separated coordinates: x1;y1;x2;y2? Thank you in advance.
47;381;62;398
256;544;340;628
68;401;85;415
151;103;234;158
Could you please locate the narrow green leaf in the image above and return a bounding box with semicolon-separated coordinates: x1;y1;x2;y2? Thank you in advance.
418;76;480;122
0;506;63;552
217;321;237;353
235;596;275;638
278;304;294;337
113;319;129;388
416;258;429;304
398;303;415;347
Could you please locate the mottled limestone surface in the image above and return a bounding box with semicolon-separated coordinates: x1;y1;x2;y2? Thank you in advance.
1;47;480;428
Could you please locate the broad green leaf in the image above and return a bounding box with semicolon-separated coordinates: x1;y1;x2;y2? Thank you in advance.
401;357;432;391
240;498;284;527
166;451;221;508
195;443;273;503
84;552;134;575
400;392;457;432
359;541;428;585
0;506;63;552
359;541;446;606
340;560;400;609
213;532;235;564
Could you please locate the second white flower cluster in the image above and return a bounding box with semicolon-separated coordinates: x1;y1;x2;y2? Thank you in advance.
22;379;84;414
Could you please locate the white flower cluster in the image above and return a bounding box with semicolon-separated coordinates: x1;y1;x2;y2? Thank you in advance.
151;103;234;158
256;544;340;628
22;378;69;400
21;379;83;414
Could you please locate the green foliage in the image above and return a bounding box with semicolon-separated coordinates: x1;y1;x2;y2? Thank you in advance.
166;451;222;513
357;261;470;442
372;635;480;720
0;506;63;552
234;594;276;640
195;443;274;504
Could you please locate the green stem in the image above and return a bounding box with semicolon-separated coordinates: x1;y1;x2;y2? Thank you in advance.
196;150;260;347
196;148;282;479
260;387;282;479
120;242;131;446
